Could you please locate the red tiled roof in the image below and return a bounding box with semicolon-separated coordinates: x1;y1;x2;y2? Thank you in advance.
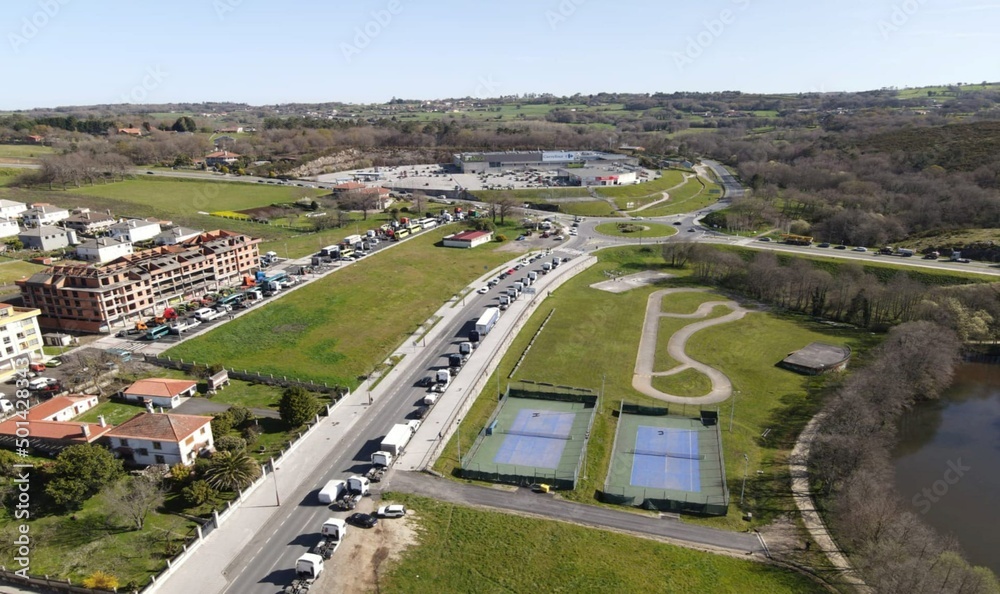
333;182;366;191
0;418;112;442
205;151;241;159
450;230;491;241
105;413;211;442
25;394;97;421
125;378;197;398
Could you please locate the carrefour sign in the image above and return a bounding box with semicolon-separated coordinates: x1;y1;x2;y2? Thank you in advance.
541;151;578;162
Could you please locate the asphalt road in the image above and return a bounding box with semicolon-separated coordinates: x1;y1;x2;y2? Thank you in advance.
387;471;765;555
219;253;572;594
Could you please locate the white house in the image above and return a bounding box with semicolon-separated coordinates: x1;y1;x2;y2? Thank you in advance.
0;199;27;219
26;394;100;422
122;378;198;409
75;237;134;263
109;219;162;243
106;412;214;466
0;218;19;239
154;226;203;246
18;225;72;251
22;205;70;227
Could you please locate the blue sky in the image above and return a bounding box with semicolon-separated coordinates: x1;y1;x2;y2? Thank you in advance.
2;0;997;109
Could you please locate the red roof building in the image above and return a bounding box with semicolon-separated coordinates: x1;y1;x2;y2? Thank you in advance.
106;412;214;466
443;230;494;249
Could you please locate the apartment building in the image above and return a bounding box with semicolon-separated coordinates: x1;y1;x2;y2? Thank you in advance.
0;303;44;379
17;230;260;333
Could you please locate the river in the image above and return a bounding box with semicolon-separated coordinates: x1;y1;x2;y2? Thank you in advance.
893;363;1000;576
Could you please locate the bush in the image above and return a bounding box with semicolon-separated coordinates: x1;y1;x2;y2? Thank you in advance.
211;411;234;436
278;387;320;429
182;480;216;506
169;463;192;484
495;234;507;242
215;435;247;452
227;405;254;428
82;571;119;589
242;424;262;444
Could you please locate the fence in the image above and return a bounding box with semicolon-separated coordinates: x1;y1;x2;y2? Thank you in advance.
141;354;346;395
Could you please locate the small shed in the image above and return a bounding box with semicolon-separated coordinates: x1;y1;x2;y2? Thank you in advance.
779;343;851;375
43;333;74;347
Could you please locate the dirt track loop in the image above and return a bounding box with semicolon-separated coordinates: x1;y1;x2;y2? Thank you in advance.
632;288;750;405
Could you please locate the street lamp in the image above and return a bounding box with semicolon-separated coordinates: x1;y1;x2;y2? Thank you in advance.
271;459;281;506
739;453;749;506
729;390;740;432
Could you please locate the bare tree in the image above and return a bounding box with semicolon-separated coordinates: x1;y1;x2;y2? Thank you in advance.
104;474;165;530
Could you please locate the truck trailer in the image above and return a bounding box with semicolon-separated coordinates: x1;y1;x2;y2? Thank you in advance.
318;479;347;504
380;424;415;456
475;307;500;336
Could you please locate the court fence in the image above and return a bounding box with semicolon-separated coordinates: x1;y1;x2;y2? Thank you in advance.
459;382;597;491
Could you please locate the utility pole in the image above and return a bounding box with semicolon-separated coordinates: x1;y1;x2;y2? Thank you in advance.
271;459;280;506
600;374;606;412
456;418;462;465
729;390;740;432
740;453;749;506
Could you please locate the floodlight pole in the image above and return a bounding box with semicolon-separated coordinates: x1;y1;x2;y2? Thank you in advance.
739;453;749;507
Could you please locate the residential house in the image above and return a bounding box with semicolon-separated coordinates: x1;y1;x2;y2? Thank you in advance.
108;219;162;243
154;226;202;246
215;126;244;134
0;199;27;219
25;394;100;422
205;151;241;167
106;412;214;466
26;135;44;144
63;211;116;235
213;135;235;148
0;415;112;455
118;128;143;136
122;378;198;409
0;302;43;379
75;237;134;263
0;219;19;239
22;205;70;227
18;225;72;251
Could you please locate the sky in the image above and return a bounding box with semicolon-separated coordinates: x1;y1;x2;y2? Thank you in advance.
1;0;998;109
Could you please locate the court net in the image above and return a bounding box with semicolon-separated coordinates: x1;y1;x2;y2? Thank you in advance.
627;449;704;460
497;429;573;441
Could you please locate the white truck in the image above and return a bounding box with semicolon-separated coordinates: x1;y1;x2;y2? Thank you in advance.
193;307;224;322
291;552;324;592
347;475;370;496
542;262;553;273
423;393;439;405
312;518;346;559
371;450;394;467
459;341;474;356
433;368;451;393
380;423;416;456
317;479;347;504
527;271;538;282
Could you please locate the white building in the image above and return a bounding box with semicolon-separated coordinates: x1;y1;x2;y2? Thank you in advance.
108;219;162;243
22;205;70;227
0;218;19;239
122;378;198;409
0;302;44;379
75;237;134;263
26;394;100;422
154;226;203;246
443;230;494;248
18;225;73;251
106;412;214;466
560;167;638;187
0;199;27;219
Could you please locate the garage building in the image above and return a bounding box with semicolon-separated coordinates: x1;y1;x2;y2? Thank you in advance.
443;230;493;249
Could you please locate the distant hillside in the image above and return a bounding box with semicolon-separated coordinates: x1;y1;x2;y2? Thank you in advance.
861;120;1000;171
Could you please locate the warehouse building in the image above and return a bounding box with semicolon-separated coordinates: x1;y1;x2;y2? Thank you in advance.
559;167;638;186
453;150;637;173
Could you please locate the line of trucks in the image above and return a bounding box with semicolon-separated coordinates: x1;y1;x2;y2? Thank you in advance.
311;212;458;265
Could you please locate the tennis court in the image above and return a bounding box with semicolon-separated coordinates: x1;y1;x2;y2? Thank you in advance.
461;382;597;490
603;403;729;515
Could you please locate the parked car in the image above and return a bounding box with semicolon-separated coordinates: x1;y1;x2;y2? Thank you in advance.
377;505;406;518
412;405;430;420
45;357;63;367
817;242;831;248
477;286;489;294
834;245;848;250
758;237;772;242
852;246;868;252
29;363;46;372
418;375;434;388
346;513;378;529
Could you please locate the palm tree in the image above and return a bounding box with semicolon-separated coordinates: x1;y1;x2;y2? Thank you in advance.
204;450;260;492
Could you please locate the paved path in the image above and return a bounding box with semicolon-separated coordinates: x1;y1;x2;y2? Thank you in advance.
628;174;694;213
790;413;872;593
632;288;750;405
387;471;766;556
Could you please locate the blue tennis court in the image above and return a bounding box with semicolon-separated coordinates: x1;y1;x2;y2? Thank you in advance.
629;426;701;492
492;409;574;468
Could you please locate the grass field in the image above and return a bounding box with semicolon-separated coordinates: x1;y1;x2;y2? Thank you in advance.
595;221;678;239
597;169;686;201
379;493;829;594
0;259;45;286
651;367;713;397
637;175;722;217
0;144;55;158
553;199;619;217
167;227;514;388
433;245;873;531
652;305;730;372
473;187;592;202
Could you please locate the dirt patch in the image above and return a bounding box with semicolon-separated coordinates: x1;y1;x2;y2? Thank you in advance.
316;498;419;593
590;270;674;293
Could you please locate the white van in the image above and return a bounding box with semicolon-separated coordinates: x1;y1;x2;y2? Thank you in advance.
28;377;55;391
